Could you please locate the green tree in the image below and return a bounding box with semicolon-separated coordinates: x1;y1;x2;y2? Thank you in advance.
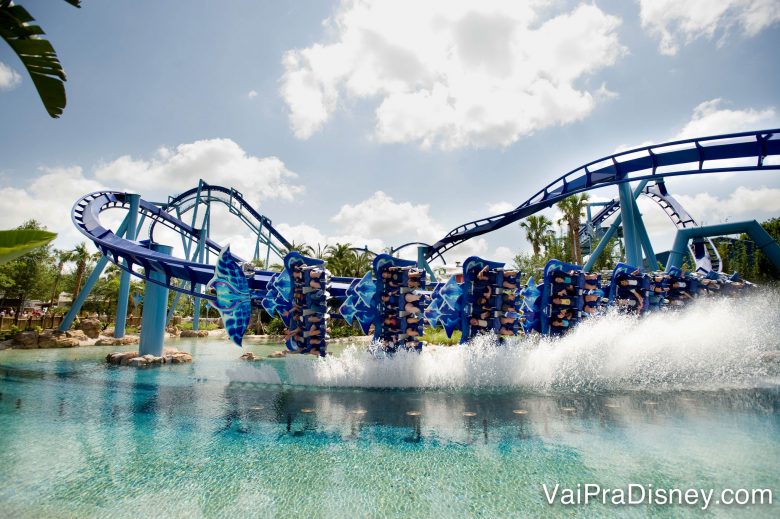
519;215;552;257
0;220;53;314
68;242;91;301
556;193;590;264
325;243;355;277
0;0;80;118
282;241;315;257
48;248;72;306
351;250;373;277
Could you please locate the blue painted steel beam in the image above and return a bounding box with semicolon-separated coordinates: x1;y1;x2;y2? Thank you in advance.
666;220;780;272
59;215;131;332
139;243;174;356
632;201;657;270
618;182;642;267
417;245;437;282
584;181;647;271
114;194;140;338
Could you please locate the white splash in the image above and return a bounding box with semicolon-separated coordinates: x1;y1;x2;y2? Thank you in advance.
250;291;780;391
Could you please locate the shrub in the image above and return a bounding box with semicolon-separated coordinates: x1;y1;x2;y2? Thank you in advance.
329;321;363;338
266;317;286;335
422;326;461;346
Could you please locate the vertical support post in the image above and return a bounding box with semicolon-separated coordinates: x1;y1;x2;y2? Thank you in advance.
59;216;130;332
139;243;173;357
632;202;657;271
192;230;205;331
584;181;647;271
114;194;140;338
417;245;437;283
618;181;642;268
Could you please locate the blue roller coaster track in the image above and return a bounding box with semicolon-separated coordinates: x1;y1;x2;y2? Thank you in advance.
427;129;780;262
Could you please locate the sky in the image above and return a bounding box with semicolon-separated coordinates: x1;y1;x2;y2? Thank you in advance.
1;0;779;267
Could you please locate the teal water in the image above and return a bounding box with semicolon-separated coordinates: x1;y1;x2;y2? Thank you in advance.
1;295;779;518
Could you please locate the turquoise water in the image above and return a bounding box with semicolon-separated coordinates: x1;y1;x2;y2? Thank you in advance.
1;295;779;518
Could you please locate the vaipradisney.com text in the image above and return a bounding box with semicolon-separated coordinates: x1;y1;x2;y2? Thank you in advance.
542;483;773;511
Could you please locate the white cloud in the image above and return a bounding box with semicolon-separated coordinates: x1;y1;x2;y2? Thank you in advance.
0;167;105;248
675;98;777;139
247;90;258;99
493;246;515;265
640;0;780;56
281;1;625;149
0;139;304;255
275;223;327;247
676;186;780;223
0;62;22;91
486;201;515;214
613;99;777;153
269;190;489;264
331;191;444;242
94;138;304;207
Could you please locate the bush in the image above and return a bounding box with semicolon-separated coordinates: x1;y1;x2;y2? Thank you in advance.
179;321;219;331
266;317;286;335
422;326;461;346
329;320;363;338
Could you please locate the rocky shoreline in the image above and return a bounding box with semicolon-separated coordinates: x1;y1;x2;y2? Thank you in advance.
106;348;193;367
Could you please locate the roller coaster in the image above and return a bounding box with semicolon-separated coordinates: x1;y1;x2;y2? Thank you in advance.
62;129;780;357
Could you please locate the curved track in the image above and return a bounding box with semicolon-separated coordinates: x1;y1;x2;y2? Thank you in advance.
72;190;352;300
151;182;292;260
428;129;780;261
579;181;722;271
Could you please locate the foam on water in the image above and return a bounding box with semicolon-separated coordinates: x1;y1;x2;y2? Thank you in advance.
242;290;780;391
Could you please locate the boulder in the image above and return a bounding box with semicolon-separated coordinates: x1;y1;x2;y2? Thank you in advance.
95;335;139;346
13;331;39;348
77;318;103;339
240;352;258;361
127;357;147;367
180;329;209;338
268;350;287;358
37;330;81;348
164;351;193;364
65;329;88;341
166;326;180;337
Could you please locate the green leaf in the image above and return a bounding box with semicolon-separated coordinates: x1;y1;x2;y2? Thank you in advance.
0;229;57;264
0;1;78;118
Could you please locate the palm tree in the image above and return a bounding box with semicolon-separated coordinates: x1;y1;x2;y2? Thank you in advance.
0;0;81;118
49;248;73;307
324;243;355;277
556;193;590;264
70;242;91;301
351;251;373;277
282;241;315;257
519;215;552;256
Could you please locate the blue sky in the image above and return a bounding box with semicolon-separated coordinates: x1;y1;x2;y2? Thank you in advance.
1;0;779;265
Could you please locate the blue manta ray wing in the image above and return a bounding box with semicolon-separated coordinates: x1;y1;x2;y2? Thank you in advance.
354;272;377;306
423;298;442;328
272;270;293;302
207;247;251;346
354;308;376;335
439;276;463;309
339;295;359;325
441;313;460;338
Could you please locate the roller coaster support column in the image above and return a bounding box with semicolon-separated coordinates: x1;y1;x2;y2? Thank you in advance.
417;245;437;283
618;182;643;268
114;194;140;338
139;243;173;357
59;216;131;332
192;232;206;331
631;201;657;271
666;220;780;273
584;181;647;271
